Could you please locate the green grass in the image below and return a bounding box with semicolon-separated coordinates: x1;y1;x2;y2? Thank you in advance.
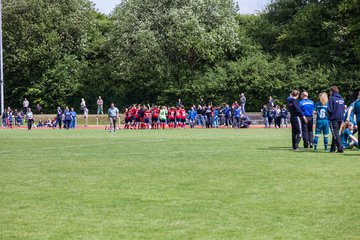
0;128;359;239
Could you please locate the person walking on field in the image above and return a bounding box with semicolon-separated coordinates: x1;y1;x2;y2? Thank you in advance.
240;93;246;113
288;90;308;151
328;86;345;153
97;96;104;115
108;103;120;132
26;108;34;130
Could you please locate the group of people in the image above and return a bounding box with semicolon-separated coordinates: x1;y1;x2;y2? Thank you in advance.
261;104;288;129
288;86;360;152
120;102;252;131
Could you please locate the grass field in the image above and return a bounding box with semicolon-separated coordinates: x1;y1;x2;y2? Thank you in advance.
1;128;360;239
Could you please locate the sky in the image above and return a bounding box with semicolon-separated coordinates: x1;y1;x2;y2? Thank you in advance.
91;0;271;15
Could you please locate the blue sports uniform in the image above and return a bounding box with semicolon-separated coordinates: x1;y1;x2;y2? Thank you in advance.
344;101;357;127
313;102;329;150
341;128;358;148
299;98;315;148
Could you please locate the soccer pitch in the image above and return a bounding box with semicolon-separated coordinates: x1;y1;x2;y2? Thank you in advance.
1;129;359;239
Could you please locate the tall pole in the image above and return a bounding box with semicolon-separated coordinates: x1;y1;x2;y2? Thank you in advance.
0;0;4;115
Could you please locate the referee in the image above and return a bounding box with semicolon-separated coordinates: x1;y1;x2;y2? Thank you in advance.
328;86;345;153
288;90;308;151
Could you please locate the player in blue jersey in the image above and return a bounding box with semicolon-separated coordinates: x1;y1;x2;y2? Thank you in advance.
353;92;360;150
299;91;315;148
70;108;77;129
313;92;330;151
340;122;358;149
344;100;357;135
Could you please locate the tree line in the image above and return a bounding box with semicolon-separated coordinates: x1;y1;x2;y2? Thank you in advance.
3;0;360;112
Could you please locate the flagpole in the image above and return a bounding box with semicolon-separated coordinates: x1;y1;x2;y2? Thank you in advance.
0;0;4;115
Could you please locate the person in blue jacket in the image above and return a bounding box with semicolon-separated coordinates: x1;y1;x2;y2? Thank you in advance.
70;108;77;129
222;104;231;128
213;107;219;128
234;107;241;128
188;106;197;128
299;91;315;148
328;86;345;153
63;107;72;130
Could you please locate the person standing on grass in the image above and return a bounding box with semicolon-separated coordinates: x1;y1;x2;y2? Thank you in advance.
299;91;315;148
268;107;275;128
63;107;72;130
70;107;77;129
288;90;308;151
281;106;288;128
274;105;282;129
328;86;345;153
159;106;168;129
240;93;246;113
22;98;29;115
108;103;119;132
97;96;103;115
261;105;269;128
313;92;330;151
352;92;360;150
26;108;34;130
2;109;8;129
54;106;63;129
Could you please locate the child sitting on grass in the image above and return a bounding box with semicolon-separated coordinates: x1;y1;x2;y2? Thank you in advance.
340;122;358;149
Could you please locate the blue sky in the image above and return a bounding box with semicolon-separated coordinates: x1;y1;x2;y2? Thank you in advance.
91;0;271;15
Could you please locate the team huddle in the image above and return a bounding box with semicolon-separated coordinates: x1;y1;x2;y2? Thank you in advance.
288;86;360;152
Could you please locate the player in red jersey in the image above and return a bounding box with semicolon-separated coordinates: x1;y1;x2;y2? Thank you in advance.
130;104;137;129
144;106;152;129
168;107;175;128
135;105;141;129
124;107;131;129
175;107;181;128
139;105;146;129
151;105;159;129
180;106;187;128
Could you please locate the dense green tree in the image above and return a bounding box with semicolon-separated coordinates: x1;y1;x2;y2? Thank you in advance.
3;0;99;110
